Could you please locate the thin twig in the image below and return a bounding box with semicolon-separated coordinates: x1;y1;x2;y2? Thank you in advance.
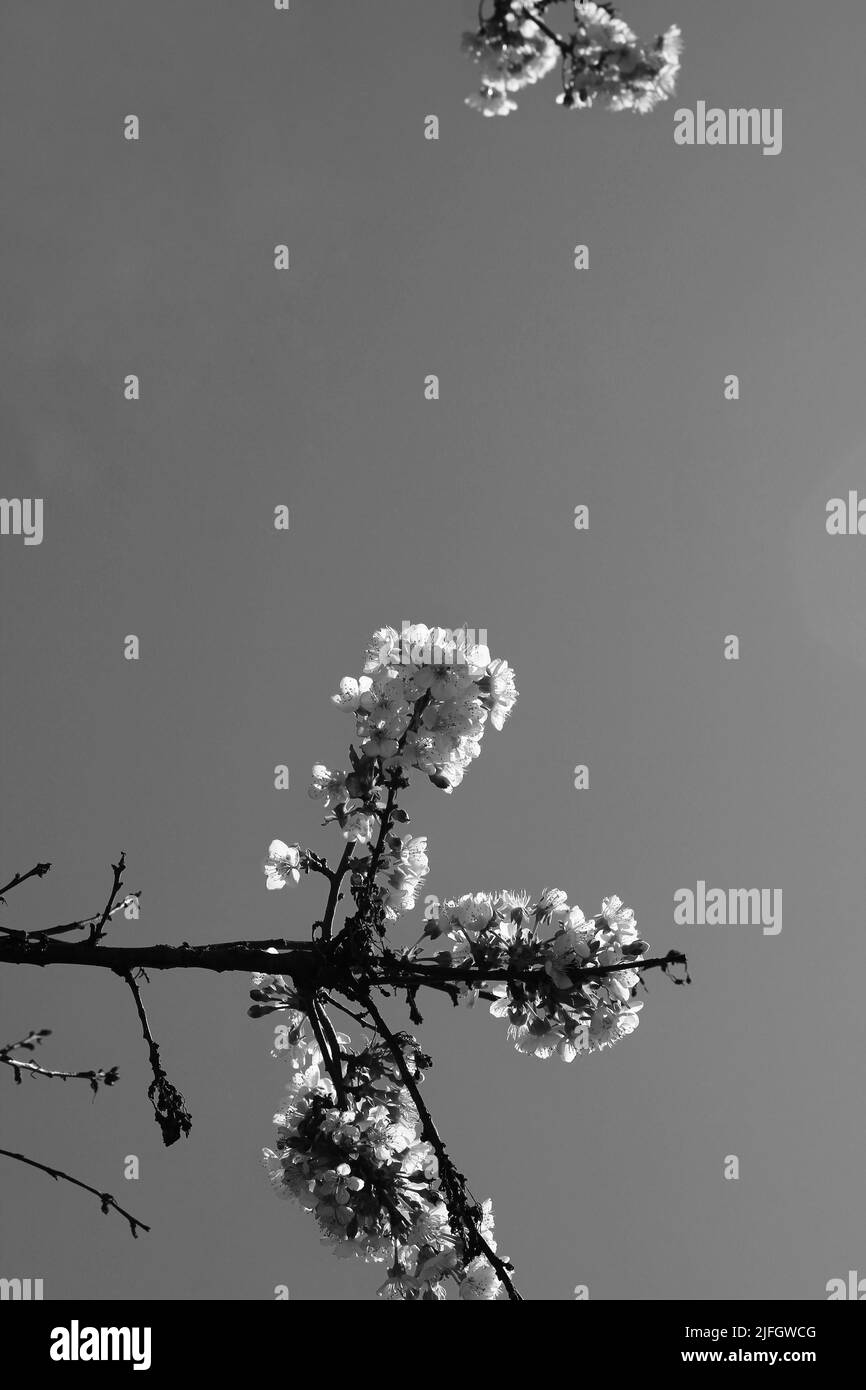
119;970;192;1146
39;894;140;938
0;1027;51;1054
522;2;570;53
321;844;355;941
88;853;127;944
1;1056;118;1087
0;863;51;902
0;1029;118;1090
322;993;372;1027
0;893;140;941
0;1148;149;1237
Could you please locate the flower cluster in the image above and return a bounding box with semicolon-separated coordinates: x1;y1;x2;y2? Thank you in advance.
559;4;683;113
375;831;430;921
462;2;682;117
435;890;647;1060
257;1001;502;1299
263;626;515;927
250;624;671;1301
462;5;559;117
335;623;518;790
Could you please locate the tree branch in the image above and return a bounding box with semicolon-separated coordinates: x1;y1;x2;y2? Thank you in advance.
306;996;348;1108
0;934;687;991
375;949;691;990
522;3;570;53
89;852;128;944
118;970;192;1146
0;862;51;904
0;936;318;975
0;1148;149;1238
0;860;139;941
321;843;355;941
0;1028;119;1090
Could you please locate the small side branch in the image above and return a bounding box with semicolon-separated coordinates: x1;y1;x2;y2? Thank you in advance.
89;853;128;944
0;1029;119;1092
307;997;348;1108
0;862;51;904
0;1148;149;1238
321;844;355;941
522;3;570;53
119;970;192;1146
0;853;139;941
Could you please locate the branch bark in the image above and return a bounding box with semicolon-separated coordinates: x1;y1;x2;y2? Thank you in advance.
0;934;687;991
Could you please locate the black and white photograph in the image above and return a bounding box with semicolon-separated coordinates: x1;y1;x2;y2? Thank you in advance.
1;0;863;1362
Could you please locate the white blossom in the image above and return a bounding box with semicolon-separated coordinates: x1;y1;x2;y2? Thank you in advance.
263;840;301;890
463;2;683;117
436;891;647;1061
460;1256;502;1300
254;621;660;1302
261;1030;500;1299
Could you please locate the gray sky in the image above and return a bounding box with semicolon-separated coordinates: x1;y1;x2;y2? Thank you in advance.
2;0;865;1300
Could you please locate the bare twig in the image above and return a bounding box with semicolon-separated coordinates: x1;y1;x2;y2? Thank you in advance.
0;1029;118;1092
0;892;141;941
88;853;128;944
321;844;355;941
522;3;570;53
0;862;51;903
322;993;372;1027
0;1027;51;1053
39;894;141;938
119;970;192;1146
0;1148;149;1238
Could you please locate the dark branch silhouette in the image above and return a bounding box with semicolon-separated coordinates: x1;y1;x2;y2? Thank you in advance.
0;1148;149;1238
0;1028;119;1092
0;862;52;905
119;970;192;1147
